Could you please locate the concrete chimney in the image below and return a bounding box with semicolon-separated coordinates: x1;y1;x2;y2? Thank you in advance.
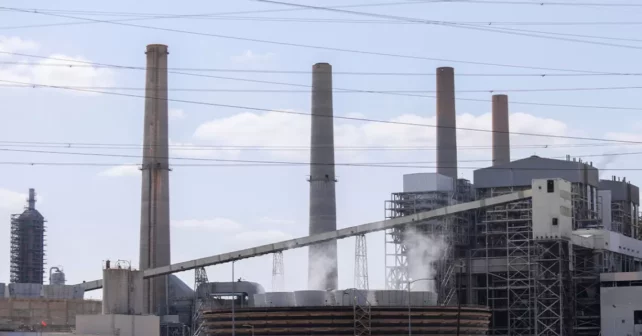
139;44;171;315
492;94;510;166
308;63;338;291
27;188;36;210
436;67;458;180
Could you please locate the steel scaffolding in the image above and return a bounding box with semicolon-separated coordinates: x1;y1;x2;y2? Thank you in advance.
10;191;46;285
473;186;535;336
384;179;472;306
354;234;369;290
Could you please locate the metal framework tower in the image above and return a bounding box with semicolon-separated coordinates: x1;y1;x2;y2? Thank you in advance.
272;252;285;291
354;234;369;290
192;267;209;336
10;189;46;284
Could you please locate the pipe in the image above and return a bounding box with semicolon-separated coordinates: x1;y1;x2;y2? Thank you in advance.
436;67;458;180
492;94;510;166
308;62;338;291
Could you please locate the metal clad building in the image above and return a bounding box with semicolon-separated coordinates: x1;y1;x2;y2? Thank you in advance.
473;155;599;189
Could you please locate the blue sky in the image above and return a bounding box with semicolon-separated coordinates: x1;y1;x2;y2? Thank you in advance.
0;0;642;298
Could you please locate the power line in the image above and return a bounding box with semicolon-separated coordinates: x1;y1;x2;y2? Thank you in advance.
4;82;642;93
2;147;642;170
0;7;630;74
0;140;633;151
4;75;642;112
0;1;453;30
255;0;642;51
4;57;642;77
428;0;642;7
3;77;642;145
3;10;641;27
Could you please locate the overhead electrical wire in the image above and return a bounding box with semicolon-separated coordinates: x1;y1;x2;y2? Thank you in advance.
3;74;642;112
0;140;634;151
0;1;455;30
2;9;641;27
3;83;642;93
254;0;642;51
422;0;642;7
3;57;642;77
1;147;641;170
2;78;642;147
0;7;632;75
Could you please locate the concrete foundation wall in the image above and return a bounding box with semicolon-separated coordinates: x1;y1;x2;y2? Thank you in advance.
601;286;642;336
75;314;159;336
0;299;101;331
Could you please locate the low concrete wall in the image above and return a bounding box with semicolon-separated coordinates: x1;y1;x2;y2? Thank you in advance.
0;299;101;331
76;314;159;336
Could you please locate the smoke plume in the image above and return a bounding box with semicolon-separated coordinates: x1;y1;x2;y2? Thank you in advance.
403;226;448;292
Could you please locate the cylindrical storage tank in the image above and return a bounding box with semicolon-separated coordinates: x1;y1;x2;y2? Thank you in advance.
294;290;333;306
264;292;296;307
409;291;438;306
50;270;66;285
374;290;407;306
333;289;373;306
253;294;267;307
102;268;144;314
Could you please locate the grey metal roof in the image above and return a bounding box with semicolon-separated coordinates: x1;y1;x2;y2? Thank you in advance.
474;156;599;189
599;179;640;205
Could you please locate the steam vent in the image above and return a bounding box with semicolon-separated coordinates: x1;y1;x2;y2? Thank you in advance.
199;290;490;335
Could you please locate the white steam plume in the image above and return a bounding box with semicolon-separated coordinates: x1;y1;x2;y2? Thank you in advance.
403;226;448;292
308;244;336;290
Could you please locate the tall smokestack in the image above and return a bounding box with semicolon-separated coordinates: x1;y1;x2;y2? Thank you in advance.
492;94;510;166
27;188;35;210
436;67;458;180
139;44;170;315
308;63;338;291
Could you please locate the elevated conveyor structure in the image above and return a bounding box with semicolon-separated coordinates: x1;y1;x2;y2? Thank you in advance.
78;189;533;291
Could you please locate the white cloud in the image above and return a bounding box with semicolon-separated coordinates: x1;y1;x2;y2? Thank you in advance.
0;36;38;56
169;108;186;120
0;52;114;92
0;188;26;212
31;54;114;89
192;110;571;161
231;50;276;63
98;165;140;177
172;218;243;232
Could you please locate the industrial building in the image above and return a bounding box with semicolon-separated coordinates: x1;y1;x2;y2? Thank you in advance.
2;43;640;336
382;66;642;336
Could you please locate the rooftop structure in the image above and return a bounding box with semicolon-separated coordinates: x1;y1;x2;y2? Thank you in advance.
10;188;46;285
